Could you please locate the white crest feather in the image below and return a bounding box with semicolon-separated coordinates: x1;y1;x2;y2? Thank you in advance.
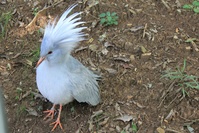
42;4;86;54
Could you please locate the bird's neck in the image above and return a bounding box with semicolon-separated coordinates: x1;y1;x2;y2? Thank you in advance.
58;53;71;64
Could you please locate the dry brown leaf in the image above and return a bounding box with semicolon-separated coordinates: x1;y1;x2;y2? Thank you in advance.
25;59;33;66
87;38;94;44
140;46;147;53
101;48;108;55
99;117;109;126
114;57;130;62
164;109;175;121
115;115;133;122
132;100;146;109
130;26;144;32
89;44;98;52
156;127;165;133
103;68;117;74
26;107;39;116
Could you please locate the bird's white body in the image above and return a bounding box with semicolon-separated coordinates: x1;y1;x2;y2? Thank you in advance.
36;56;74;105
36;55;100;105
36;5;100;107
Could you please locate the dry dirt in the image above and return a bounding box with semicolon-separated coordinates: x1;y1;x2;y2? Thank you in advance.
1;0;199;133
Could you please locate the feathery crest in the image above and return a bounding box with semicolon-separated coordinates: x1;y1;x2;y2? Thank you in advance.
42;4;86;54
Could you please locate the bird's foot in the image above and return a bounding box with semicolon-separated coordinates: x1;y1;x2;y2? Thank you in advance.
50;118;63;131
43;109;55;120
43;104;56;120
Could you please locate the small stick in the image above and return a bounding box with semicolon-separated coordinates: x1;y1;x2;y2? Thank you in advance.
158;80;176;108
161;0;171;10
143;23;147;38
166;128;181;133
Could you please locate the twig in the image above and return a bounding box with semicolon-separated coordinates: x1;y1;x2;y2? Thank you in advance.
184;119;199;125
165;89;181;108
166;128;181;133
75;46;88;53
25;6;51;31
158;80;176;108
52;0;64;7
142;23;147;38
161;0;171;10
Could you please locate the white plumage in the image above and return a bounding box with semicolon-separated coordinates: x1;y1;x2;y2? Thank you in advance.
36;4;100;131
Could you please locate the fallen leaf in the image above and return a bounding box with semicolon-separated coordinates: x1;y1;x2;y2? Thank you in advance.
101;48;108;55
140;46;147;53
91;110;103;119
130;55;135;61
18;21;25;27
130;26;144;32
103;68;117;74
87;0;99;8
7;63;11;70
132;100;146;109
186;125;194;133
114;57;130;62
104;42;114;47
31;91;44;100
141;52;151;58
98;32;107;42
99;117;109;126
129;9;136;15
127;95;133;100
91;20;98;28
156;127;165;133
164;109;175;121
26;107;38;116
115;103;121;114
88;120;94;132
25;59;33;66
115;115;133;122
116;125;121;132
185;38;197;43
87;38;94;44
20;90;31;101
1;0;6;4
89;44;98;52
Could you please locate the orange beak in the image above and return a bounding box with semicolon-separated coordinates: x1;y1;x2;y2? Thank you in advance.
36;57;45;68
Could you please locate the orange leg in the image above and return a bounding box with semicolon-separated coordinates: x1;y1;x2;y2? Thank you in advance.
43;104;56;120
50;104;63;131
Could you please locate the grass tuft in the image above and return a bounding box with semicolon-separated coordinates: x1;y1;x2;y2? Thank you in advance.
161;59;199;97
0;12;12;38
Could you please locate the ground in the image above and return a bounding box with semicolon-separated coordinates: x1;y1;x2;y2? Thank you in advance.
0;0;199;133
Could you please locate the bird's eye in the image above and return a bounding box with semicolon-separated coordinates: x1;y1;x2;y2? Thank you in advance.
48;51;52;54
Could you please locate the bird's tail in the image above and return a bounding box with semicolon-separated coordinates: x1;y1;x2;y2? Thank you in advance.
43;4;86;53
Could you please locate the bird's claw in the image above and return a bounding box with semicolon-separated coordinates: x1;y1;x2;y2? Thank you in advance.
43;109;55;120
50;119;63;131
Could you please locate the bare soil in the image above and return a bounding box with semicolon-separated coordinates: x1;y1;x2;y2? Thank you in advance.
1;0;199;133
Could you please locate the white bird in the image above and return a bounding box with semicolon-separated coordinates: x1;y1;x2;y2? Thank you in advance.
36;4;100;131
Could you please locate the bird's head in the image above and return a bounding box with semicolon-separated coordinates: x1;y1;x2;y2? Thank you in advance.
36;4;86;68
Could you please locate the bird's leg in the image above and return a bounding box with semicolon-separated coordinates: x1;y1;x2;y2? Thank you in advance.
43;104;56;120
50;104;63;131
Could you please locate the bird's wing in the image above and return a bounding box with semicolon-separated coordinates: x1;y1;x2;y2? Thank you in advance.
42;4;86;54
68;56;101;106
